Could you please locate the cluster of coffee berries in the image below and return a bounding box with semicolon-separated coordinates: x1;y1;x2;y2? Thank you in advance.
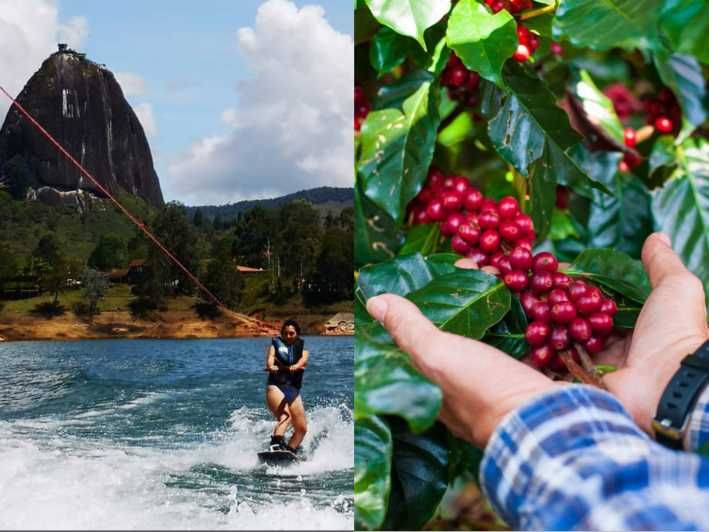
620;127;641;172
441;54;481;107
408;168;536;268
514;24;539;62
355;85;370;132
642;88;680;135
519;255;618;370
409;168;618;371
484;0;532;14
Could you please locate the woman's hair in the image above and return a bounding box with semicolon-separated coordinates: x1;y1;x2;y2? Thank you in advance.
281;319;301;337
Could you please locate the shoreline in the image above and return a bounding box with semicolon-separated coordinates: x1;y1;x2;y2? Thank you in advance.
0;310;353;342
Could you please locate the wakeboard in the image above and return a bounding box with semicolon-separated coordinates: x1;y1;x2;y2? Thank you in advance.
257;448;300;464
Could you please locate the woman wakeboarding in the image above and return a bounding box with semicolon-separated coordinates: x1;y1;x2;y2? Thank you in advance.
265;319;308;456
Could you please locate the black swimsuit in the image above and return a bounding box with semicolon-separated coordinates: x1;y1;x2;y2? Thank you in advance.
267;337;304;403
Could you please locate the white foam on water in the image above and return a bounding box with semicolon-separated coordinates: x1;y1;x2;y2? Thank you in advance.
0;402;354;530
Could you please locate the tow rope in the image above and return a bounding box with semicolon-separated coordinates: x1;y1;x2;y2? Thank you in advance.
0;84;224;308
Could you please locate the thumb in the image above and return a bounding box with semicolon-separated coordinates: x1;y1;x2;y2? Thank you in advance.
366;294;442;361
641;232;692;288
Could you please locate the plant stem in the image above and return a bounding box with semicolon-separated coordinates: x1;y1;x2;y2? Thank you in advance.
519;0;557;21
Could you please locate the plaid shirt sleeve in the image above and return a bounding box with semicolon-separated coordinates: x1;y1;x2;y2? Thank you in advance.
686;385;709;453
479;385;709;531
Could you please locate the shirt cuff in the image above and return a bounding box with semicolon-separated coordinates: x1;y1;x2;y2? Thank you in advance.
478;385;650;529
685;384;709;453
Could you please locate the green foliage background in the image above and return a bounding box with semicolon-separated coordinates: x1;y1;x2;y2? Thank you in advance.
354;0;708;529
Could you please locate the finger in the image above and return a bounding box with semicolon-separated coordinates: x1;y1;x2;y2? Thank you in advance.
455;258;479;270
641;232;691;288
366;294;442;360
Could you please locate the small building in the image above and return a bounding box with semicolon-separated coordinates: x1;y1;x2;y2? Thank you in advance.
58;43;68;52
107;259;146;284
236;265;267;274
323;312;354;335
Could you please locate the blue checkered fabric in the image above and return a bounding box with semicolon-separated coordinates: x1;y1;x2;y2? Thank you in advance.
480;385;709;531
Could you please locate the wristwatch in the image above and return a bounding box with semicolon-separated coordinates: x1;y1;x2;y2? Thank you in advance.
652;339;709;449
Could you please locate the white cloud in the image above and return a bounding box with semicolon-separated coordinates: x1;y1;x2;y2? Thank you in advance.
115;72;147;97
0;0;88;119
165;0;353;205
133;103;157;138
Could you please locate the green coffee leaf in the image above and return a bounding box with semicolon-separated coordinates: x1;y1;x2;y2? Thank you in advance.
446;0;517;86
566;248;651;304
407;270;511;339
365;0;451;50
652;137;709;307
370;26;410;73
359;81;441;225
399;223;441;255
553;0;661;51
658;0;709;64
355;416;392;530
572;69;624;144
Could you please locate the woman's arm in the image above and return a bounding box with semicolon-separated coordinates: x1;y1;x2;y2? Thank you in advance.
290;349;309;371
265;345;279;372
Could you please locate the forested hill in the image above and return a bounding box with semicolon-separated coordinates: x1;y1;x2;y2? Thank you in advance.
186;186;353;221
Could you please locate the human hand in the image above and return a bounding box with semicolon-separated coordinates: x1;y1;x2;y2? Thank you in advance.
267;365;279;372
366;292;561;448
599;233;708;434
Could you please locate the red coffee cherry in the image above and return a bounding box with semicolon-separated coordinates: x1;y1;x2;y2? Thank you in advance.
655;116;674;134
427;168;445;190
576;286;603;315
509;246;533;271
451;235;471;255
426;199;446;221
550;301;577;323
520;290;538;314
499;221;522;241
491;252;513;275
530;271;554;294
624;128;636;148
414;209;429;224
532;252;559;273
530;345;554;368
549;326;571;351
550;42;563;56
478;210;500;229
497;196;520;219
514;214;534;234
568;280;588;301
451;176;470;195
599;298;618;317
449;67;468;87
588;313;614;336
441;212;465;236
513;44;530;62
530;301;551;322
441;191;462;212
458;223;480;244
479;230;501;253
585;336;605;354
525;321;551;347
569;318;592;342
467;249;488;267
503;270;529;292
552;272;571;290
548;288;570;305
463;188;484;211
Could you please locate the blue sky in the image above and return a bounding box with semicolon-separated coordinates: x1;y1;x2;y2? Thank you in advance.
1;0;353;205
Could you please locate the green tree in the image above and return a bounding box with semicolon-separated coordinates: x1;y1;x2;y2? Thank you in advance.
80;268;108;319
134;202;202;305
278;200;322;282
88;234;128;271
193;208;204;227
303;226;353;304
2;154;35;200
232;205;278;268
33;233;70;303
204;237;244;310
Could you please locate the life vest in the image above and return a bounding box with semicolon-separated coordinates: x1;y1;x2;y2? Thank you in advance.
272;336;304;367
269;336;305;390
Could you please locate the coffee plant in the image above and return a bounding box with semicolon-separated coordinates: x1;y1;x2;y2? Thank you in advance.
354;0;708;529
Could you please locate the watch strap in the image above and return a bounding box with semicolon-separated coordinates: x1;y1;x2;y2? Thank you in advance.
652;340;709;449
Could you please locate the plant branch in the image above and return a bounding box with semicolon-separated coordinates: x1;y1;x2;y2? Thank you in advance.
519;1;557;21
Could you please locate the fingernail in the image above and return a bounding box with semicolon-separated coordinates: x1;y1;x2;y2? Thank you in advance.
366;296;388;322
656;232;671;246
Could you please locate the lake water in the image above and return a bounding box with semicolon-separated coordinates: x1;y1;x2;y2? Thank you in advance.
0;336;353;529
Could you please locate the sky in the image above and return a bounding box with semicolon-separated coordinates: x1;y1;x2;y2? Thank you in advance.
0;0;353;205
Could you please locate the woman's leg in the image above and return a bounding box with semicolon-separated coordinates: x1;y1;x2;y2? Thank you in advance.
286;394;307;450
266;385;291;437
